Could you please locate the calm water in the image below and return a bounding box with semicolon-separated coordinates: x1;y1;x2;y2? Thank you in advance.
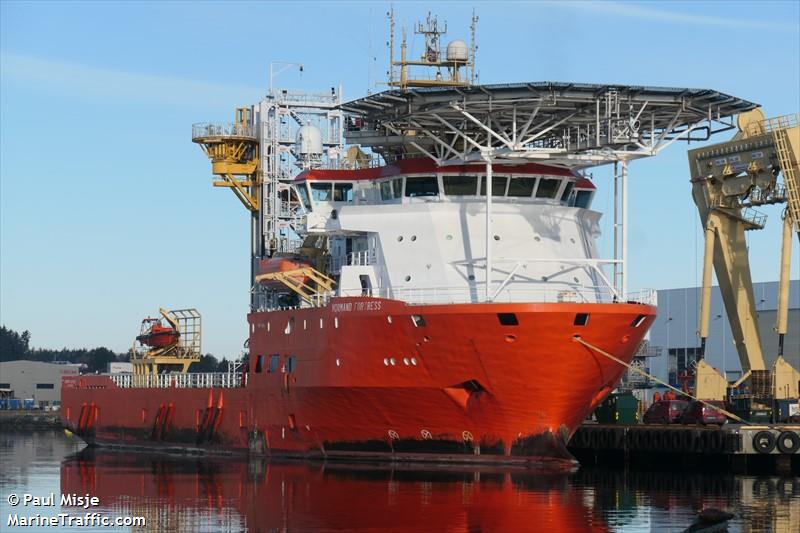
1;431;798;532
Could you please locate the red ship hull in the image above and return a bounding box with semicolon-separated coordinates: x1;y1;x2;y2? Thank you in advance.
61;297;655;467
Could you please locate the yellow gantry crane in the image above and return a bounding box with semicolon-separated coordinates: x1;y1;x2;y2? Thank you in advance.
688;110;800;402
192;108;261;212
192;109;336;305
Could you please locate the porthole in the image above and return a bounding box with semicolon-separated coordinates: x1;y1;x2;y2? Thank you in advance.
410;358;417;366
397;236;404;242
423;336;430;342
573;277;580;283
493;235;500;241
389;358;396;366
574;313;590;326
446;234;453;241
468;274;475;281
335;358;341;366
534;236;541;242
411;235;417;241
498;313;518;326
405;275;412;282
403;357;409;365
570;237;576;244
383;358;390;366
334;317;339;328
387;315;393;324
411;315;427;327
319;318;324;329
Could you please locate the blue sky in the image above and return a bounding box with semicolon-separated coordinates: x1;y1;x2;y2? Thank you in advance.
1;1;798;356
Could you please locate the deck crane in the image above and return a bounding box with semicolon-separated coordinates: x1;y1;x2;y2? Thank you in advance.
688;110;800;406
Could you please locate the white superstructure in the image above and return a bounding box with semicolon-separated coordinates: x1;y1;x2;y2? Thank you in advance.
292;161;615;305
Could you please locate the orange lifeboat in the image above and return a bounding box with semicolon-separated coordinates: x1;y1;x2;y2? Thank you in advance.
257;256;313;288
136;319;179;348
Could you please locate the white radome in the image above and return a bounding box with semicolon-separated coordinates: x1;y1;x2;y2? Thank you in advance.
446;40;469;62
295;124;323;156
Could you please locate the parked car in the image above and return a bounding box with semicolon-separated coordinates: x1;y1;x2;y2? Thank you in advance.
680;400;727;425
643;400;689;424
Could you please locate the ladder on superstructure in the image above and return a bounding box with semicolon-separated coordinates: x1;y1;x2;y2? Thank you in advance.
768;115;800;230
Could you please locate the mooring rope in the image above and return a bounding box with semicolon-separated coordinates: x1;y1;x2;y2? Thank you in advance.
572;336;753;425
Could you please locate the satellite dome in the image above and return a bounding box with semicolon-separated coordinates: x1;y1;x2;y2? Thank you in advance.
446;40;469;62
295;124;323;156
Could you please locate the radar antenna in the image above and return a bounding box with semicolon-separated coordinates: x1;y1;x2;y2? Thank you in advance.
387;9;476;91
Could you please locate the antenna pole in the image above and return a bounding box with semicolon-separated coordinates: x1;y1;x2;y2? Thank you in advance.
470;10;478;84
388;7;394;86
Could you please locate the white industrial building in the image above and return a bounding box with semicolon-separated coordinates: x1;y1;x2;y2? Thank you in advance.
0;360;81;408
648;280;800;388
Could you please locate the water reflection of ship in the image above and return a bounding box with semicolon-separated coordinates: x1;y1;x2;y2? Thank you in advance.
60;449;609;532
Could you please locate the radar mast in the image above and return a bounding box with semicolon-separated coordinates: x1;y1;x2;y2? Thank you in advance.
387;9;478;91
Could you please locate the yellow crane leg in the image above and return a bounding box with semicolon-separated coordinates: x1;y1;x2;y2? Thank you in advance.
776;215;793;355
698;222;716;356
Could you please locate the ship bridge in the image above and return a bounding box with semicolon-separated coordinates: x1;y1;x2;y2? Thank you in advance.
341;82;757;301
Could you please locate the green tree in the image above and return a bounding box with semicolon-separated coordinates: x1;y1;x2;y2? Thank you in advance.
0;326;31;361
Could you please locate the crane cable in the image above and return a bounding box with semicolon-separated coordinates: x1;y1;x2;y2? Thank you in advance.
572;336;753;426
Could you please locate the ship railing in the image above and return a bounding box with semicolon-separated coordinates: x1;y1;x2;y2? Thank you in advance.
110;372;244;389
746;112;799;136
322;155;384;170
327;250;378;274
356;285;658;306
257;286;656;312
191;122;256;140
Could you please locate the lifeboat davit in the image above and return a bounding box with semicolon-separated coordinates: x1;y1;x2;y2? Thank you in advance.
136;320;179;348
257;256;313;287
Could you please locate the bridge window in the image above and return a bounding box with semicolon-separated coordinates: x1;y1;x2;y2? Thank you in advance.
443;175;478;195
392;178;403;197
268;354;280;373
405;176;438;197
296;184;312;210
380;181;393;201
574;190;594;209
334;183;353;202
255;355;265;373
479;176;508;196
507;177;537;197
310;183;332;201
285;356;296;374
560;181;574;203
536;178;561;199
36;383;55;389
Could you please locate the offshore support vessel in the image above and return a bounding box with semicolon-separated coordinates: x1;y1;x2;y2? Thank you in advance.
61;14;758;467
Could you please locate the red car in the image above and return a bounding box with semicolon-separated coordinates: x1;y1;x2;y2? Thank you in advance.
643;400;689;424
680;400;728;425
